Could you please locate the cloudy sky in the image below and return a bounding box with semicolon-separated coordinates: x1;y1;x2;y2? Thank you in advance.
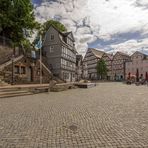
33;0;148;55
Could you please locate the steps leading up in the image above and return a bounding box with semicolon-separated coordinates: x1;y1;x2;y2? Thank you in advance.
0;91;33;98
0;84;50;98
0;87;33;98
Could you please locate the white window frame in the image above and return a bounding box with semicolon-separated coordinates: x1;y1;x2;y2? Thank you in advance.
49;46;54;53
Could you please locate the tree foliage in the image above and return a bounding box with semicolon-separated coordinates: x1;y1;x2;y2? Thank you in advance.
0;0;39;47
41;20;67;37
96;59;108;79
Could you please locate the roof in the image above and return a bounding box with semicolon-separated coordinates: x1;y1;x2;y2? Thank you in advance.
114;51;130;59
116;51;130;57
102;52;113;60
131;51;148;60
132;50;148;57
48;25;75;41
90;48;105;58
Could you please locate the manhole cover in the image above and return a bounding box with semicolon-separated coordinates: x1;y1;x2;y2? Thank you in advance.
69;125;78;132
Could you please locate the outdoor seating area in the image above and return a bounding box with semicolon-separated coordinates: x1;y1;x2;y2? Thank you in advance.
126;72;148;86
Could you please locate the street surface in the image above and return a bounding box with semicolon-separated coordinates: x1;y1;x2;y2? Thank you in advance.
0;82;148;148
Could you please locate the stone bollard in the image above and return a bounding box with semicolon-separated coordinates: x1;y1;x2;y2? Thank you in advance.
49;80;57;91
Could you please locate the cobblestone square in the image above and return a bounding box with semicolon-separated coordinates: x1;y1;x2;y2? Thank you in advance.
0;82;148;148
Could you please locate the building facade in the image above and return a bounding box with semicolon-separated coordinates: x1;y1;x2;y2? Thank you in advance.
83;48;104;80
76;54;83;81
125;51;148;80
0;55;52;84
43;25;77;82
112;52;130;81
101;53;113;80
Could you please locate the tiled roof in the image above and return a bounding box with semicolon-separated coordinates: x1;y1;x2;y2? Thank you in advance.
102;53;113;60
117;51;130;57
63;32;72;36
90;48;105;58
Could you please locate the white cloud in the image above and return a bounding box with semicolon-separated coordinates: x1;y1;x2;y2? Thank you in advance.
110;38;148;55
34;0;148;55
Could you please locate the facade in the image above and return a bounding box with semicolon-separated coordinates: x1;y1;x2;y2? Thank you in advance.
83;48;104;80
0;55;52;84
76;54;83;81
43;25;77;82
101;53;113;80
125;51;148;80
112;52;130;81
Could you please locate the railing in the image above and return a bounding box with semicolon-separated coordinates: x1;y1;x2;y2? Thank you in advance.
0;55;24;71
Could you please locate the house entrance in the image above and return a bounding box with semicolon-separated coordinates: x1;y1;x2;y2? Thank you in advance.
28;66;33;82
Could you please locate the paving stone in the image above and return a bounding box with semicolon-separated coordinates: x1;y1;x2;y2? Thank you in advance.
0;82;148;147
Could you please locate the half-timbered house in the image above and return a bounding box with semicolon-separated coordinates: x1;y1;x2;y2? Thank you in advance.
112;52;130;81
83;48;104;79
125;51;148;80
43;25;77;82
101;53;113;80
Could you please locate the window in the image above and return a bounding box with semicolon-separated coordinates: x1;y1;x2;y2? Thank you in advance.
21;66;26;74
50;34;54;40
63;72;69;80
14;66;19;74
49;46;54;53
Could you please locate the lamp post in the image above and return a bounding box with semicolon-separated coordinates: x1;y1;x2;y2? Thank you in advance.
40;46;42;84
11;54;14;85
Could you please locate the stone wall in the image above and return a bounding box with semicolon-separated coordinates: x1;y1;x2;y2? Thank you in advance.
0;56;52;84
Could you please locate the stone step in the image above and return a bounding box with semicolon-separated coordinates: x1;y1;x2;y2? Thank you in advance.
0;87;21;92
0;90;28;95
0;91;33;98
0;84;50;98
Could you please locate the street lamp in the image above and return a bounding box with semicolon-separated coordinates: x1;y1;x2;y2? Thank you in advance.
11;54;14;85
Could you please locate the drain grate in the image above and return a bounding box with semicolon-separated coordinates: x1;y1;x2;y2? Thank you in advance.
68;124;78;132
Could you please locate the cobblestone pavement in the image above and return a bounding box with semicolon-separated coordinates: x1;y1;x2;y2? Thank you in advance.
0;82;148;148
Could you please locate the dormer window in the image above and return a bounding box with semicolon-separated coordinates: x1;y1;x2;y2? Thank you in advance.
50;34;54;40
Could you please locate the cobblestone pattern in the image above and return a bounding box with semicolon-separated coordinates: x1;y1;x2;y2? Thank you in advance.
0;83;148;148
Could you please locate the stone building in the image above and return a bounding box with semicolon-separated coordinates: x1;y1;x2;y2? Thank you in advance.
83;48;104;80
76;54;83;81
101;53;113;80
43;25;77;82
112;52;130;81
0;55;52;84
125;51;148;80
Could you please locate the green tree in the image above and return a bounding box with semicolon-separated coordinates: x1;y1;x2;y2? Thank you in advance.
41;20;67;37
96;59;108;80
0;0;39;47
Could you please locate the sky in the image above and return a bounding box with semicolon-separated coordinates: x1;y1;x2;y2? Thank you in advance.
33;0;148;55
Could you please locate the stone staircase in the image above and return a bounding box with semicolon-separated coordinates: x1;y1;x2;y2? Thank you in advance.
0;84;50;98
0;87;33;98
0;55;24;71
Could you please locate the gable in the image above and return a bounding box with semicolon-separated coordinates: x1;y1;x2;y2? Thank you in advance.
131;51;143;59
43;26;60;46
83;48;94;61
67;32;75;41
113;52;122;60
